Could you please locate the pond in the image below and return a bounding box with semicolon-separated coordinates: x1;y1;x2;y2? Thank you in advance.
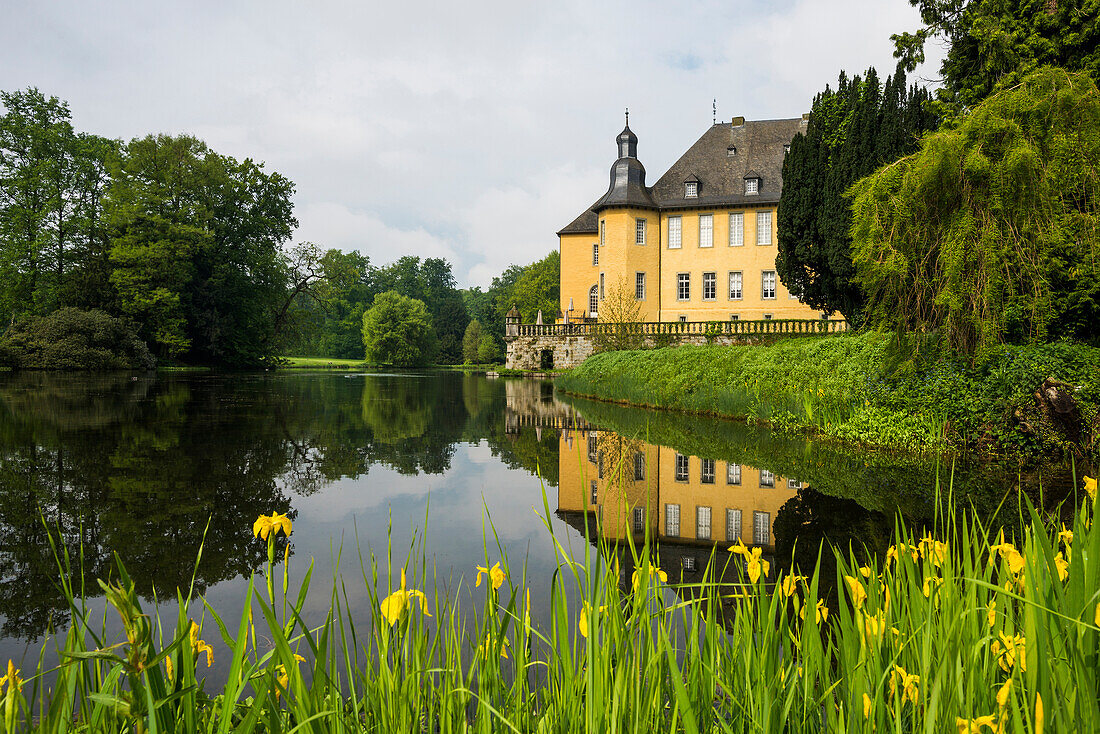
0;370;1083;681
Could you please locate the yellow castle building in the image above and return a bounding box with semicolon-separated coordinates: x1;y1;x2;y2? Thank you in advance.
559;114;824;323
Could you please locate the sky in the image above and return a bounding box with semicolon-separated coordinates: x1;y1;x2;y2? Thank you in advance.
1;0;944;289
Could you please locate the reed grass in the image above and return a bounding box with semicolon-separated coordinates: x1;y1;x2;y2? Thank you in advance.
2;473;1098;732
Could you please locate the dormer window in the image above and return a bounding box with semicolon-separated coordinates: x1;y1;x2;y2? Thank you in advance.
727;145;736;157
685;181;698;198
783;144;791;154
745;178;759;195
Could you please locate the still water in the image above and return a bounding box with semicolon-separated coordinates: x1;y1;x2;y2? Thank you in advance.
0;370;1081;680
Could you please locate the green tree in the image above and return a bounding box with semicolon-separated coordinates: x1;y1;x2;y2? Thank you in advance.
106;134;296;365
361;290;438;367
477;333;498;364
892;0;1100;116
776;67;937;322
0;89;116;323
848;68;1100;354
463;319;483;363
372;256;468;363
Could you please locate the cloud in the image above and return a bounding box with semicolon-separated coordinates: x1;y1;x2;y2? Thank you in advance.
0;0;945;288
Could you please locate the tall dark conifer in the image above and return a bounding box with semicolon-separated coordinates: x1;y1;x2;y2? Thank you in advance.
776;67;937;323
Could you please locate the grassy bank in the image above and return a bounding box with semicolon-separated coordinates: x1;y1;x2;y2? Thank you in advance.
555;334;1100;462
4;478;1099;731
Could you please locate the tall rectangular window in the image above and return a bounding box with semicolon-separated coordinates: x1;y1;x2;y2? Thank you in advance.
728;271;742;300
760;469;775;488
726;509;742;542
727;463;741;485
753;511;771;545
635;272;646;300
697;506;712;540
597;453;604;479
635;218;647;245
668;216;682;248
703;272;716;301
633;452;646;481
677;273;690;301
633;507;645;533
665;504;680;537
588;431;597;463
592;243;599;266
699;214;713;247
674;453;689;481
729;212;744;246
745;178;759;195
590;480;598;505
685;181;698;198
756;211;772;245
600;272;606;300
599;220;605;246
701;458;715;483
762;271;777;299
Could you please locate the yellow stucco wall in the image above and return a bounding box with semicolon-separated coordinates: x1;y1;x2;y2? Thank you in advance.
559;232;599;320
559;204;823;324
659;206;822;322
556;430;801;550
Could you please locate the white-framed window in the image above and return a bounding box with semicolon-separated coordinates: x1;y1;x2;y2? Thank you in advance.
587;431;597;463
762;270;777;299
788;479;803;489
668;216;682;248
599;220;605;246
699;214;713;247
703;272;717;301
633;507;645;532
701;458;715;483
728;271;742;300
753;511;770;545
635;272;646;300
665;503;681;536
635;218;647;245
760;469;775;488
726;509;742;542
685;181;698;198
697;506;712;540
634;452;646;481
756;211;772;245
674;453;689;481
590;480;598;505
588;285;598;315
682;556;696;571
745;178;759;195
783;144;791;154
727;463;741;485
677;273;690;301
729;212;744;246
598;453;604;479
600;272;606;301
678;315;687;322
592;243;599;266
727;145;737;157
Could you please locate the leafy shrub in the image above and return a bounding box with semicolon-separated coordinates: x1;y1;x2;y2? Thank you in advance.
361;291;438;367
0;308;155;370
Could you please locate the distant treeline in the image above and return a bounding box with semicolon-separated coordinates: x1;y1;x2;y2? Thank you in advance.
0;88;559;367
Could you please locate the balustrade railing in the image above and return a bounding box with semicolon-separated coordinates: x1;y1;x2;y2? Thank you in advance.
512;318;849;338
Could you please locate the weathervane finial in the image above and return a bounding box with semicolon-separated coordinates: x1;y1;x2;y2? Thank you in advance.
713;98;717;125
625;107;629;127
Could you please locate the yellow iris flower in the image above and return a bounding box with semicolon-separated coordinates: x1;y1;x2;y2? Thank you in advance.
379;568;431;626
253;512;293;540
888;665;919;705
991;631;1026;673
780;574;806;597
476;562;505;591
997;678;1012;711
800;598;828;624
862;692;872;719
1054;552;1069;582
0;660;21;694
1084;476;1096;500
986;600;996;628
631;564;668;593
955;715;997;733
478;635;510;659
729;540;770;583
275;654;307;698
1035;692;1044;734
844;575;867;608
578;602;607;638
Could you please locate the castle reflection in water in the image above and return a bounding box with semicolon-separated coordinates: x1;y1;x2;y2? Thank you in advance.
555;427;801;588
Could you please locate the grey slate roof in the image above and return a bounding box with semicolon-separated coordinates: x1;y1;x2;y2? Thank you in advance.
558;117;805;233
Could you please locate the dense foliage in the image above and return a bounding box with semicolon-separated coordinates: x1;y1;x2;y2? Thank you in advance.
892;0;1100;116
361;290;437;367
849;68;1100;354
776;67;937;322
0;307;155;370
465;250;559;351
0;89;298;367
556;333;1100;462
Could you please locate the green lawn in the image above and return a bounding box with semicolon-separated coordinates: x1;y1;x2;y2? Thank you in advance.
278;356;368;369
